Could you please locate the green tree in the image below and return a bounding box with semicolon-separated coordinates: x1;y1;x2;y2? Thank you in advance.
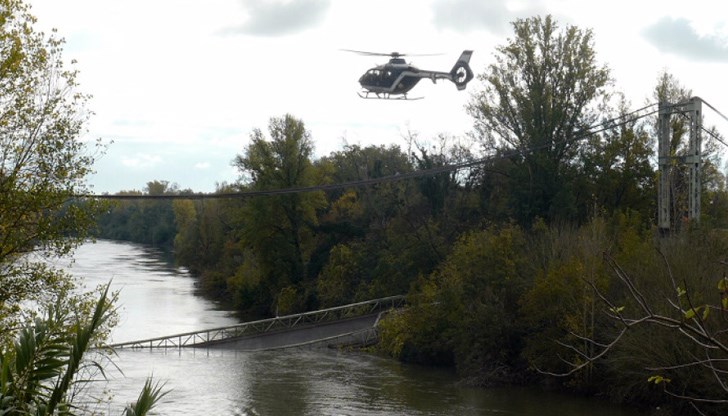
578;96;655;222
172;186;240;301
520;218;615;388
232;114;326;314
379;225;531;383
467;15;611;225
0;0;102;334
319;144;413;231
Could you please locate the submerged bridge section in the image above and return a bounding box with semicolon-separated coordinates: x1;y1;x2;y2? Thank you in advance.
107;295;405;351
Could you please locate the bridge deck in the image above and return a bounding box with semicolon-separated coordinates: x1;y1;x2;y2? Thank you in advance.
204;314;381;350
106;295;404;350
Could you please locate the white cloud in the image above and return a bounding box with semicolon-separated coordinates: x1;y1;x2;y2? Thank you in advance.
431;0;546;34
643;17;728;62
224;0;331;36
194;162;211;170
121;154;163;169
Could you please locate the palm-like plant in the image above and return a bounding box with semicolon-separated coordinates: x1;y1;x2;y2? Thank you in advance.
0;283;167;415
123;379;168;416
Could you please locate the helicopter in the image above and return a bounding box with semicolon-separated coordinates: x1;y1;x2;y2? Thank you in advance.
345;49;474;100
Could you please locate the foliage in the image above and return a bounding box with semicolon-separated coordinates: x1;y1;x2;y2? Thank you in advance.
316;243;360;307
379;225;531;384
0;0;104;335
520;217;613;388
578;96;655;224
467;14;611;225
122;378;169;416
95;181;180;249
0;283;166;415
0;3;170;413
231;114;326;314
533;228;728;415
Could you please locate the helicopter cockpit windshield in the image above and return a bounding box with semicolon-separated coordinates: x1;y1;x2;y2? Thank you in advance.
359;68;398;88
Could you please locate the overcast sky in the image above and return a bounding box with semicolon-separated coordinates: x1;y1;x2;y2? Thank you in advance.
29;0;728;193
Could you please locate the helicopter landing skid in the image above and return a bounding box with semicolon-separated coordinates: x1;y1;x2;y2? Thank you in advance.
357;91;423;101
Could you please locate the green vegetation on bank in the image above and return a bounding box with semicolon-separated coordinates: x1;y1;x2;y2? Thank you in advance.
92;16;728;415
0;1;164;413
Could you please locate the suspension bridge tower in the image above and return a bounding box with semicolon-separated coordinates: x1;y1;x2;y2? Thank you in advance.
658;96;702;233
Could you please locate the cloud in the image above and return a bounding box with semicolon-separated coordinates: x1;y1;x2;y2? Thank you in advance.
194;162;211;170
430;0;544;34
643;17;728;63
225;0;330;36
121;154;163;169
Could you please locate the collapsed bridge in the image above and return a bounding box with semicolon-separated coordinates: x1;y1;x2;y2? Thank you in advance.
106;295;405;351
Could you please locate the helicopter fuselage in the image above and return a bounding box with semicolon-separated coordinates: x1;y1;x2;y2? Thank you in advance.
356;51;473;100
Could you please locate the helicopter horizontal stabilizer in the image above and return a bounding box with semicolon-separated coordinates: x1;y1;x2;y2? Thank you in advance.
450;50;474;90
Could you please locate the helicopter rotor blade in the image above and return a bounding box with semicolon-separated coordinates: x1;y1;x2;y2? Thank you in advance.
340;49;443;58
340;49;401;57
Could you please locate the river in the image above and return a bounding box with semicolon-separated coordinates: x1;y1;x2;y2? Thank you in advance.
65;240;644;415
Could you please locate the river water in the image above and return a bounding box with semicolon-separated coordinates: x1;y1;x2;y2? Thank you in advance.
65;240;644;415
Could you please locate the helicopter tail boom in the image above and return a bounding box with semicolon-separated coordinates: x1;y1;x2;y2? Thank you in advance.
450;50;474;90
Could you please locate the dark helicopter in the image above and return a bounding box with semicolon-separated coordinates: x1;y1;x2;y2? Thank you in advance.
345;49;474;100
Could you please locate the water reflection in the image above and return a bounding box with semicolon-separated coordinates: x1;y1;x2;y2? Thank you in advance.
66;240;238;343
102;348;643;416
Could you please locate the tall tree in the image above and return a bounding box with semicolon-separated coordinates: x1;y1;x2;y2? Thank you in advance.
467;15;611;225
0;0;102;333
232;114;325;314
578;95;655;222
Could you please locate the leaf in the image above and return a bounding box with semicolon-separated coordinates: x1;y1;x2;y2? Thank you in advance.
608;306;625;314
684;308;697;320
676;286;686;297
124;378;169;416
722;298;728;310
719;278;728;292
702;307;710;321
647;375;671;385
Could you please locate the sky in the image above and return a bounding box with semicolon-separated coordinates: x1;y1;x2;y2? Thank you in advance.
28;0;728;194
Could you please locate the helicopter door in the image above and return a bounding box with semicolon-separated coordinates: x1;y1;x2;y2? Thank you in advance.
383;70;396;88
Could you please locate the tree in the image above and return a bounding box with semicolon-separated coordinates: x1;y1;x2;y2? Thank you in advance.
232;114;326;314
467;15;611;225
0;0;102;334
378;224;531;383
578;95;655;222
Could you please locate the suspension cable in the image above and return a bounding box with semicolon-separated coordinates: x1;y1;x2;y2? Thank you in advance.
73;104;660;201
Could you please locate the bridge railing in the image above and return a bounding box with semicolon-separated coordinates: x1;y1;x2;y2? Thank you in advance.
107;295;405;349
